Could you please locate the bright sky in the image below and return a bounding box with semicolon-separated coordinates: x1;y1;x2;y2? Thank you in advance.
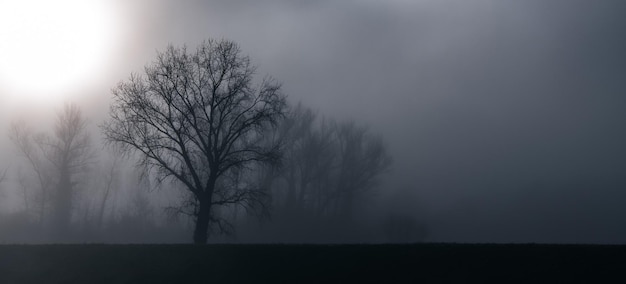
0;0;121;107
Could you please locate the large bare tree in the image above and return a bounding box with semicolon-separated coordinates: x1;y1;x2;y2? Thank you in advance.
103;39;286;244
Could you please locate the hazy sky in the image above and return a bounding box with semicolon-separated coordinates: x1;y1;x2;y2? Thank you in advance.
2;0;626;243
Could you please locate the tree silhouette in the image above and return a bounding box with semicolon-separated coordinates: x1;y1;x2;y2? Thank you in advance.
259;104;392;241
103;39;286;244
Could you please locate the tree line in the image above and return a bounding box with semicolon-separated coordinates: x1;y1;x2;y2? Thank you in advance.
0;39;426;244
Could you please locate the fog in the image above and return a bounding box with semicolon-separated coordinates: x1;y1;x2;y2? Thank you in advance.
1;0;625;244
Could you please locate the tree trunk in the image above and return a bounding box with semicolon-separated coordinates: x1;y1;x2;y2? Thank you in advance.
193;191;212;244
53;167;72;238
97;185;111;229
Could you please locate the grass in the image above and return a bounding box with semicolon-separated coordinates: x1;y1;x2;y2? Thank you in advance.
0;243;624;283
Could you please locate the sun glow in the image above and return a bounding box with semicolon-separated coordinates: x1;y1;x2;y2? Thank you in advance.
0;0;119;104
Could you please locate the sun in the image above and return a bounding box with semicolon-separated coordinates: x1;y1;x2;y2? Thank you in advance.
0;0;118;105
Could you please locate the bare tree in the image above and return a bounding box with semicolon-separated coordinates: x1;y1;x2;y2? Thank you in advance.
277;104;318;211
273;104;337;215
47;104;92;233
234;104;393;243
103;39;286;244
10;121;52;224
265;104;391;225
10;104;92;234
334;122;392;219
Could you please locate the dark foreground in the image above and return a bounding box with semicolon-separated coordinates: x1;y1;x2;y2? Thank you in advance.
0;244;624;283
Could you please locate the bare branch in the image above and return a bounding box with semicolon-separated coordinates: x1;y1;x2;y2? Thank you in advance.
102;39;286;243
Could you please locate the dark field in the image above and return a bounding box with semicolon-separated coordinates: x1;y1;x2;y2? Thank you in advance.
0;244;624;283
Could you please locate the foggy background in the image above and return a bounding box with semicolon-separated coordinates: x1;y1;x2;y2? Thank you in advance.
1;0;626;244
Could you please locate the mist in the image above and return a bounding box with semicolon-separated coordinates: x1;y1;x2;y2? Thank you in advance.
1;0;625;244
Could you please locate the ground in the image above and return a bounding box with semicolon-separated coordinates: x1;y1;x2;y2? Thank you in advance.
0;243;624;283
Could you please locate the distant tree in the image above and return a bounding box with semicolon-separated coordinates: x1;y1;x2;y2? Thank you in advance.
96;157;119;229
15;168;34;215
267;105;392;221
333;122;392;219
47;104;93;233
274;104;318;211
10;104;93;234
274;104;336;215
10;121;53;224
103;39;286;244
76;155;121;231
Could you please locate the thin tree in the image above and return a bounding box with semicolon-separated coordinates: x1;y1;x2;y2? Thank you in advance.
97;157;119;229
47;104;92;233
103;39;286;244
334;122;392;219
263;105;391;226
10;121;52;224
10;104;92;234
